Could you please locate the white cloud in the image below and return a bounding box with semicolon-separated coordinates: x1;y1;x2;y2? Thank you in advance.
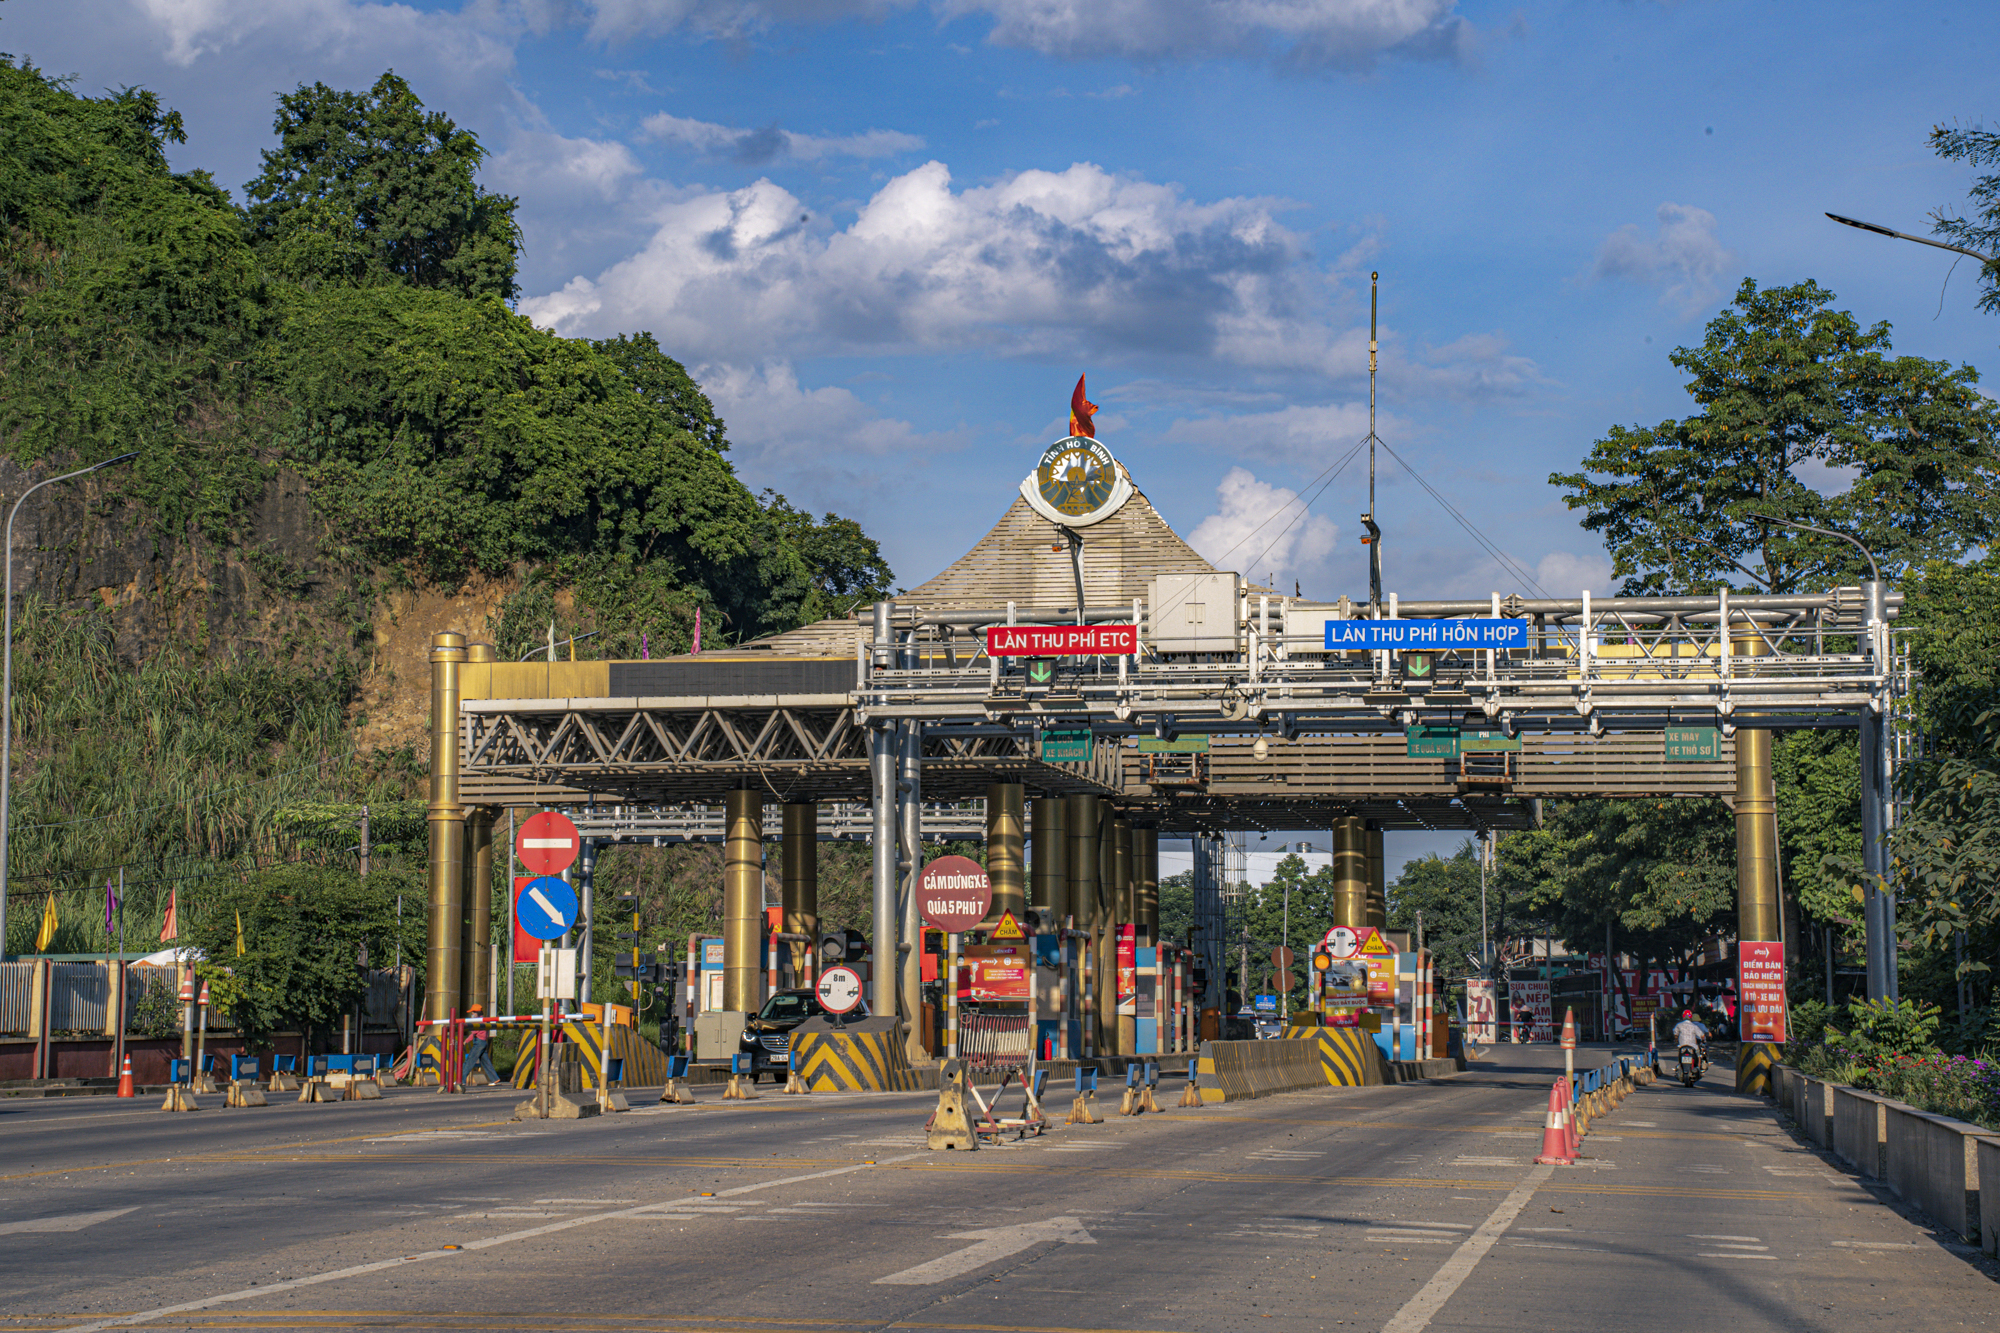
638;112;924;164
1187;467;1339;586
578;0;1471;69
939;0;1471;67
520;160;1378;372
1592;202;1735;316
1533;550;1613;596
1162;402;1382;465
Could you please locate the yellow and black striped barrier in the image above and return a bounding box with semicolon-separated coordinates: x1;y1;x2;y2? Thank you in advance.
507;1023;676;1090
1735;1041;1776;1095
790;1024;923;1092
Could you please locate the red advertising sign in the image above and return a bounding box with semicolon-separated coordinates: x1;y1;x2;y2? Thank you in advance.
516;810;581;875
965;946;1030;1001
513;877;540;964
985;624;1138;656
1737;941;1788;1044
1117;925;1136;1016
917;855;992;932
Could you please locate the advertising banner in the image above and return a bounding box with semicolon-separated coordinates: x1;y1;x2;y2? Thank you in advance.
1465;978;1497;1043
1365;956;1396;1005
1117;926;1137;1016
965;944;1030;1001
1737;941;1788;1043
1511;980;1552;1042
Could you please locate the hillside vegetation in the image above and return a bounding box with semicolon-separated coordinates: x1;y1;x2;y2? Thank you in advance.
0;63;892;956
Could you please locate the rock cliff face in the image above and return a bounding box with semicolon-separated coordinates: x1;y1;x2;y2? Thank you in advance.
0;457;515;754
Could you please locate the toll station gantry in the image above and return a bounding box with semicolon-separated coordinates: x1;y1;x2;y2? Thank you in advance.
422;431;1900;1092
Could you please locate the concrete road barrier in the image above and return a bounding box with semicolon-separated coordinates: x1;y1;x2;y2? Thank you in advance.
1196;1031;1386;1103
1833;1085;1890;1180
1883;1102;1994;1244
790;1017;923;1092
1979;1137;2000;1258
1802;1076;1834;1149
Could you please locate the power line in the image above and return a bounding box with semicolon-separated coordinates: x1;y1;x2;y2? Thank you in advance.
1374;438;1551;599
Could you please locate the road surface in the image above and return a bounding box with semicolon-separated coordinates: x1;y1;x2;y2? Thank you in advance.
1;1045;1992;1331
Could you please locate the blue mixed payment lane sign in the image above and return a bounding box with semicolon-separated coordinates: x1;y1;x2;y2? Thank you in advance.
1324;618;1526;650
516;875;579;941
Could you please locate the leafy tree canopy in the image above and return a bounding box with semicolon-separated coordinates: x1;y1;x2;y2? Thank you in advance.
1386;843;1488;986
1930;122;2000;316
185;864;425;1048
1501;799;1736;969
1552;279;2000;596
244;71;520;300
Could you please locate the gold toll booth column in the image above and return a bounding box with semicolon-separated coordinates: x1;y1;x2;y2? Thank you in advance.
1733;625;1782;1095
426;632;467;1030
723;789;765;1016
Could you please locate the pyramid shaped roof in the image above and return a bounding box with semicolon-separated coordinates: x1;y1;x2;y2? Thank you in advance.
744;484;1227;655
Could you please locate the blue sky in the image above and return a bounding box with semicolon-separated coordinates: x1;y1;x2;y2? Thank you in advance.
9;0;1996;862
13;0;1994;601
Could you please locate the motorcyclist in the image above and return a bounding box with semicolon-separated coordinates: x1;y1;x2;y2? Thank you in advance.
1672;1009;1709;1072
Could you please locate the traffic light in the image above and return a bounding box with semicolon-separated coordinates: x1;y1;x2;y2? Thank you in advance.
613;960;660;982
821;929;868;963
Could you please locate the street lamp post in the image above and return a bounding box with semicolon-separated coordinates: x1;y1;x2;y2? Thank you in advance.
0;453;137;955
1825;213;1998;267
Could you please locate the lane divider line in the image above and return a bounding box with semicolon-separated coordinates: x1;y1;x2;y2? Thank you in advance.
50;1154;928;1333
1379;1163;1556;1333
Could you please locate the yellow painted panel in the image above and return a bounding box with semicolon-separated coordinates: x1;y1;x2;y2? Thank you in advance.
459;662;492;701
547;661;610;698
487;662;550;699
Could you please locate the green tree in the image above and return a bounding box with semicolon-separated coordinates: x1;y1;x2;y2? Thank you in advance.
1387;843;1487;986
1553;279;2000;596
183;864;425;1049
1502;799;1736;978
1930;122;2000;315
244;71;520;300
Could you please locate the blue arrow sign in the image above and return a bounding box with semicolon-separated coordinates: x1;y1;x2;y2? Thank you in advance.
516;875;579;941
1324;618;1527;651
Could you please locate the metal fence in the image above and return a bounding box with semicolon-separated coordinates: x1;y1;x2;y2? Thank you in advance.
0;962;182;1036
959;1010;1033;1071
0;962;408;1036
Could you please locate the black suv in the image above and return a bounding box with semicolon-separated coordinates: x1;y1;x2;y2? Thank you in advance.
737;989;868;1081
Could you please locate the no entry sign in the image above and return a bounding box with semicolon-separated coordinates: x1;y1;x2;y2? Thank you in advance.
516;810;581;875
917;855;992;932
985;624;1137;656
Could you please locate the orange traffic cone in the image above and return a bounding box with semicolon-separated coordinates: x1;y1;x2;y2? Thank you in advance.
1561;1078;1582;1155
1534;1078;1574;1165
116;1053;136;1098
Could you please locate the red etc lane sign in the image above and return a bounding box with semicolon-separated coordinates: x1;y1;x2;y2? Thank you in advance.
985;624;1138;656
917;855;993;932
1737;941;1788;1044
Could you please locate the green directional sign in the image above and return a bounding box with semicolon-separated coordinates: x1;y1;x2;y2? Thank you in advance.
1406;725;1460;759
1664;726;1720;762
1026;658;1056;686
1137;735;1210;754
1040;729;1092;762
1459;728;1522;754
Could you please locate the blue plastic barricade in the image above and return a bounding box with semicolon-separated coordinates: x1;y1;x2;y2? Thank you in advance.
229;1054;260;1081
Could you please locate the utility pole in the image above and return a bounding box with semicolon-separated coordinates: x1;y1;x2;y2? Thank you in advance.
1361;271;1383;614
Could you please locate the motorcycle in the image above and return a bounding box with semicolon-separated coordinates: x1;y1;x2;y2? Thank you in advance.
1678;1044;1701;1086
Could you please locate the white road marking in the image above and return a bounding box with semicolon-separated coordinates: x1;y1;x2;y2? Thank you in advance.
1698;1253;1776;1260
0;1208;138;1235
1832;1241;1919;1250
1367;1231;1457;1244
1689;1234;1760;1242
1379;1164;1555;1333
1452;1157;1521;1167
534;1198;635;1204
53;1154;926;1333
874;1215;1095;1285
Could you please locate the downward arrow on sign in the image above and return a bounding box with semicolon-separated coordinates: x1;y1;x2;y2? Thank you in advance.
873;1215;1095;1285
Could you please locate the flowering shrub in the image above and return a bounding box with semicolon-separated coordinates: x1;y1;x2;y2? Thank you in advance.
1788;996;2000;1129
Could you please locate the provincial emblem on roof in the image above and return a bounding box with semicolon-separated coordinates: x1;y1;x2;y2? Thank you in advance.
1022;435;1133;528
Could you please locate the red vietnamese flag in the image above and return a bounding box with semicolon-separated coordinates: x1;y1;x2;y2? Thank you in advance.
159;889;178;942
1069;373;1098;439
